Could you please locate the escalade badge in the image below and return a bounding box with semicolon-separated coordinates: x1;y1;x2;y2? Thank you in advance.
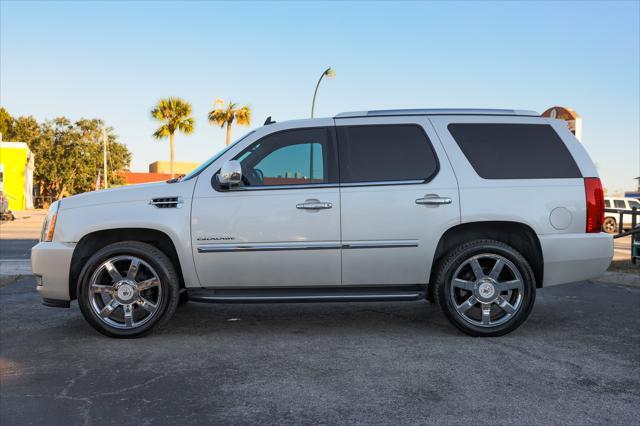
197;236;235;241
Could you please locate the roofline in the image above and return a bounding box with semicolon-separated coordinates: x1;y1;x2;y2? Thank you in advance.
334;109;540;118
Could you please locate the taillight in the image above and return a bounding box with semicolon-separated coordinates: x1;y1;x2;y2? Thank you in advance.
584;177;604;233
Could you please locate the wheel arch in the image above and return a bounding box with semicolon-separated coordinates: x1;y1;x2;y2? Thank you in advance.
429;221;544;298
69;228;185;300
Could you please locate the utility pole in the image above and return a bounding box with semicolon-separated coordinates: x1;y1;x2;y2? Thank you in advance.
102;128;108;189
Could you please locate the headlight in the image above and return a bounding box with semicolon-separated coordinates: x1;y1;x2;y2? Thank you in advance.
41;201;60;242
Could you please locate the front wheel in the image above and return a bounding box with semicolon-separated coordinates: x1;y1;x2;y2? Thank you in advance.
77;241;180;338
434;239;536;337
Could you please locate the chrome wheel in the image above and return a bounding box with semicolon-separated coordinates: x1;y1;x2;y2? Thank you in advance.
450;254;524;328
603;217;617;234
88;255;162;330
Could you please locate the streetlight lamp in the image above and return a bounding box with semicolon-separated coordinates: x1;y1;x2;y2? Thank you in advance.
311;67;335;118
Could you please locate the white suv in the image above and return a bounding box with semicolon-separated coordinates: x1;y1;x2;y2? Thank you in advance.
603;197;640;233
32;109;613;337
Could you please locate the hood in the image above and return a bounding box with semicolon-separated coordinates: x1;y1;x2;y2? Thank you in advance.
59;181;194;210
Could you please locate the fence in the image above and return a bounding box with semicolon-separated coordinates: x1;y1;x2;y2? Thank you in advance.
604;206;639;264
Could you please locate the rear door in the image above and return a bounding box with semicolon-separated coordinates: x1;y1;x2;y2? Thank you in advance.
335;116;460;285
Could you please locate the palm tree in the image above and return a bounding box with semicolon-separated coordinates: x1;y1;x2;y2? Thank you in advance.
151;97;195;178
208;99;251;146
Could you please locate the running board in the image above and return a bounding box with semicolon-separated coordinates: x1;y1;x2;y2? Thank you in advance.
187;285;427;304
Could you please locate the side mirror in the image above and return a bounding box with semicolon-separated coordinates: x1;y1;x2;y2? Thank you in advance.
218;160;242;185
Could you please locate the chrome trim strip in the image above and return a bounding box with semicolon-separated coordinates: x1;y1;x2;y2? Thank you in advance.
342;240;419;249
197;240;418;253
340;180;424;187
197;241;342;253
223;180;430;192
229;183;339;191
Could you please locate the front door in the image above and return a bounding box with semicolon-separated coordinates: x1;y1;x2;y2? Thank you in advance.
191;125;341;287
335;116;460;285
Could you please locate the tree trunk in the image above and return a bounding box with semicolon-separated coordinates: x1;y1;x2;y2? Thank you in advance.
170;132;175;178
226;122;232;146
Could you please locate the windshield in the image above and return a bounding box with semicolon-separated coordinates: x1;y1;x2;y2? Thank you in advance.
181;131;256;181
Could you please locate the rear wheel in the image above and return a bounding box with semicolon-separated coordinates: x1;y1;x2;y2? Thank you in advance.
434;239;536;337
603;217;617;234
77;241;180;338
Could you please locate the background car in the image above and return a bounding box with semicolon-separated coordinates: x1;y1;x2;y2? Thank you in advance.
604;197;640;233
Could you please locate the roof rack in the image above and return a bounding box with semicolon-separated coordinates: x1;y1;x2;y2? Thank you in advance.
334;108;539;118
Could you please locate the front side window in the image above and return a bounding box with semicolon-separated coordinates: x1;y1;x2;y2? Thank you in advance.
337;125;438;183
233;127;337;187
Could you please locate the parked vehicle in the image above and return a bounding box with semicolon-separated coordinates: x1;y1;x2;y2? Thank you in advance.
32;109;613;338
603;197;640;233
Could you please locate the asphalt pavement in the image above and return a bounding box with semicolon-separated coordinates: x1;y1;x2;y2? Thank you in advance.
1;276;639;425
0;239;38;259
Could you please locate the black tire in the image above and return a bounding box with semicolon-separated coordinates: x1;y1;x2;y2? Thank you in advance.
434;239;536;337
603;217;617;234
77;241;180;338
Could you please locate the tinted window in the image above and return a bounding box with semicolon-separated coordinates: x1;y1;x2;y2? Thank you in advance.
337;125;438;183
447;123;582;179
605;199;611;208
233;127;336;187
628;200;640;209
614;199;626;209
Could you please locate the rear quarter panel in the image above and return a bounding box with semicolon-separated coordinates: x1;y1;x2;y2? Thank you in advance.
428;115;588;236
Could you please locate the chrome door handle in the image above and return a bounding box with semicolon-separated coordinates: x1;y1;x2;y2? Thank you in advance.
415;194;452;206
296;199;333;210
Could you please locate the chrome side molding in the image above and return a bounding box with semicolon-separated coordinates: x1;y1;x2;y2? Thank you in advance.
197;240;419;253
197;241;342;253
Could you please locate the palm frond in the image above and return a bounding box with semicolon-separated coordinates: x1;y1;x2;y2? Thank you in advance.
151;97;195;139
235;106;251;126
208;100;252;128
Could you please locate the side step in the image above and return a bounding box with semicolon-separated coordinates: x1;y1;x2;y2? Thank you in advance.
187;285;427;304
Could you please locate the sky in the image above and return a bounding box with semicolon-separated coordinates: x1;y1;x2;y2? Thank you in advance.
1;0;639;193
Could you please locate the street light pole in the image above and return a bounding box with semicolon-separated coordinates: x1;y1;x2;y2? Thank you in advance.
311;67;335;118
102;128;108;189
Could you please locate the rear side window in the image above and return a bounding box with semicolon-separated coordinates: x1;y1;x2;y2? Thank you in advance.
447;123;582;179
337;125;438;183
614;199;626;209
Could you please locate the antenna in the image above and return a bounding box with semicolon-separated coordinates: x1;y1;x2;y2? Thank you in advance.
264;116;276;125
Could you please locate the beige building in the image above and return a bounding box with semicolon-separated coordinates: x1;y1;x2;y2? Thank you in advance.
149;161;200;175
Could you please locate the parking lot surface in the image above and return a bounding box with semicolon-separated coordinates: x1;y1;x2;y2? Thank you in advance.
1;276;639;425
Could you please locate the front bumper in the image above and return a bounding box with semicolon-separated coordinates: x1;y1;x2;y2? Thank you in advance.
32;242;76;302
540;232;613;286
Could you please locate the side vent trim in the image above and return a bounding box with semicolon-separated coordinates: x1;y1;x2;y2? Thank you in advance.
149;197;184;209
